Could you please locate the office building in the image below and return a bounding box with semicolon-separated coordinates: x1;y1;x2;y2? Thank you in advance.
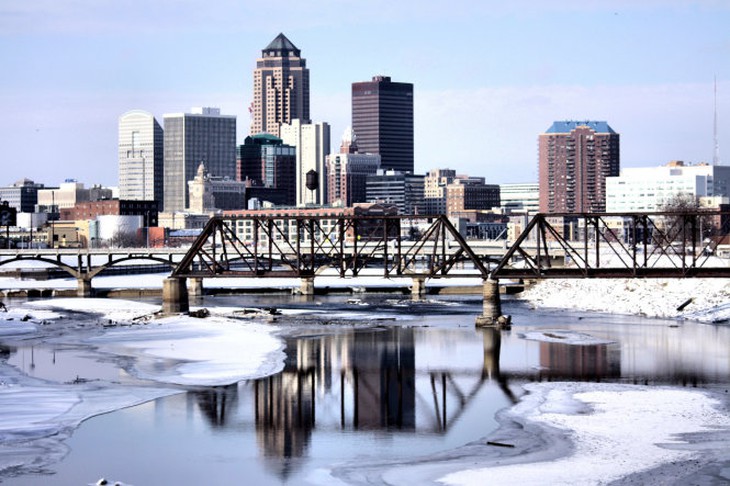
162;107;236;212
37;181;113;210
237;133;297;206
352;76;414;173
118;110;164;202
423;169;457;214
326;128;381;207
280;119;330;206
0;178;44;213
366;170;424;215
445;177;500;215
500;183;540;215
60;199;159;227
606;161;730;212
250;33;310;137
538;121;620;213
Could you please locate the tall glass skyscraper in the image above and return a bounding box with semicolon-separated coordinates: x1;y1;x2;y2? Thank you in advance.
118;110;163;202
162;107;236;212
250;33;310;137
352;76;414;174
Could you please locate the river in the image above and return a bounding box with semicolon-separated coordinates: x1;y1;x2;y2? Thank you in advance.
1;293;729;485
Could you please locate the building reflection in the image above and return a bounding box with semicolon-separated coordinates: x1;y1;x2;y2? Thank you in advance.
194;384;238;427
538;342;621;380
350;328;415;429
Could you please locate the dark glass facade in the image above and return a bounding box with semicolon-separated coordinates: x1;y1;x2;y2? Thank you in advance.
163;112;236;212
237;134;297;207
352;76;414;174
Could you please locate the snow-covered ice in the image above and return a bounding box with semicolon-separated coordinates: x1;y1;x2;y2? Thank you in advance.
0;298;287;478
438;383;730;486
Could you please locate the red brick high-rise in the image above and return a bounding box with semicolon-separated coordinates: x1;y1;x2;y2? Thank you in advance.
538;121;620;213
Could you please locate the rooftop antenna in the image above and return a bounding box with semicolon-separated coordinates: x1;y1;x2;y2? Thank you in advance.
714;76;721;165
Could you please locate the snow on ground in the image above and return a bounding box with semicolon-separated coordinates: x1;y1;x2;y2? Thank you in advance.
520;278;730;323
438;382;730;486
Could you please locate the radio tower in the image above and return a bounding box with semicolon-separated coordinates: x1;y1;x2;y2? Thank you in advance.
714;76;721;165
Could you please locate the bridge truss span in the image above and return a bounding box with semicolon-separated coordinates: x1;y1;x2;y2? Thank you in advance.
492;211;730;279
172;215;490;280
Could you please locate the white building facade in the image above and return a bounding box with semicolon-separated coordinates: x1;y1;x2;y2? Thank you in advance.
606;162;730;212
280;119;330;206
118;110;164;202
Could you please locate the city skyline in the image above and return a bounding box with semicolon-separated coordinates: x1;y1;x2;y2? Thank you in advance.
1;1;728;188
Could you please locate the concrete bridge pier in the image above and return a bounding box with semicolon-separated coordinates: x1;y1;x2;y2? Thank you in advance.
297;277;315;296
411;277;426;299
476;278;510;328
187;277;204;298
77;277;93;298
163;277;189;314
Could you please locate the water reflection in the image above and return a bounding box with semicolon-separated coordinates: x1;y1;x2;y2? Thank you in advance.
539;342;621;380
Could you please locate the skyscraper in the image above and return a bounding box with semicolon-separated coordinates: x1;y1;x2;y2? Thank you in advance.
250;33;310;137
163;107;236;213
538;121;620;213
352;76;414;173
118;110;163;202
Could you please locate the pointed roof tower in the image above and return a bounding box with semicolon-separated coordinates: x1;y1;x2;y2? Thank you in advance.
263;33;301;57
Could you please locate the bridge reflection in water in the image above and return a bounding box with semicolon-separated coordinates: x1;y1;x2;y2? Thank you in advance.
185;327;622;479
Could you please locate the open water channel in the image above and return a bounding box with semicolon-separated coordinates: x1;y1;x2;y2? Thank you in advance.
2;293;730;484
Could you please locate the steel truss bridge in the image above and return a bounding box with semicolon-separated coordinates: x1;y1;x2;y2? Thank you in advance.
2;211;730;307
171;214;490;280
492;210;730;279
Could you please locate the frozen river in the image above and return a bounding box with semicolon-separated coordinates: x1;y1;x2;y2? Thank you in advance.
1;293;730;485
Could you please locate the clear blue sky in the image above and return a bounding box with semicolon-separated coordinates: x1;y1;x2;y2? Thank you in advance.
1;0;728;188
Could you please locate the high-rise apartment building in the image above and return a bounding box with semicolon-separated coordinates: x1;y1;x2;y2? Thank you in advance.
538;121;620;213
118;110;164;202
163;107;236;212
326;128;381;207
250;33;310;137
352;76;414;173
280;119;330;206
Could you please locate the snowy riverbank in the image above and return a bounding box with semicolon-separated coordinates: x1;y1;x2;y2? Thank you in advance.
519;277;730;323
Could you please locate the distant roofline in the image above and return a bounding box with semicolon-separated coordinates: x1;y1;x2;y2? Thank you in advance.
545;120;617;134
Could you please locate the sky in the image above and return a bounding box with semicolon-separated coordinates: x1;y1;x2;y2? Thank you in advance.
1;0;729;188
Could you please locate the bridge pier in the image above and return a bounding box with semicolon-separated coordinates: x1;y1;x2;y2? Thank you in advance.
77;277;93;298
187;277;204;298
411;277;426;299
297;277;315;296
162;277;189;314
476;278;509;328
